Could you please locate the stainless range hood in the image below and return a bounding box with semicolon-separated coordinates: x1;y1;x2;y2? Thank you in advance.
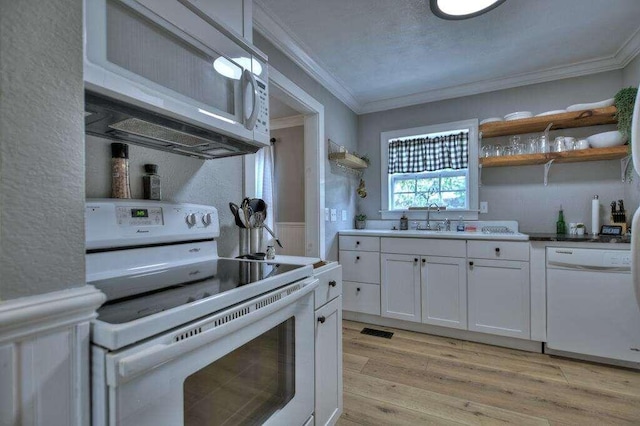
84;92;260;160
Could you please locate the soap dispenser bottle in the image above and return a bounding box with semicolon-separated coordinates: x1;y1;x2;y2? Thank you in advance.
400;212;409;230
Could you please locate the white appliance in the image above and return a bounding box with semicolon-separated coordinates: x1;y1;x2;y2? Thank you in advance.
86;199;317;426
84;0;269;159
631;86;640;308
546;247;640;365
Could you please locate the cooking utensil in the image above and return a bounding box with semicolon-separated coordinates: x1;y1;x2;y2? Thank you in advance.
263;223;283;248
229;202;245;228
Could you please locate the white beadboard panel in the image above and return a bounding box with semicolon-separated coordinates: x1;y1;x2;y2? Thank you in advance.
0;287;103;426
276;222;306;256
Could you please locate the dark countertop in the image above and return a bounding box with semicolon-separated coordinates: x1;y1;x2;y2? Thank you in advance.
527;233;631;244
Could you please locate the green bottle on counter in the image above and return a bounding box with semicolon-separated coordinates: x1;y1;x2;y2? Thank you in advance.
556;206;566;234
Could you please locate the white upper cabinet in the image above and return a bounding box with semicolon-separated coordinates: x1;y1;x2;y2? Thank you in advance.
179;0;252;40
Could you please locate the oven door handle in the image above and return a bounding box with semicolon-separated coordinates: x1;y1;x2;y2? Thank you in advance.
111;278;319;384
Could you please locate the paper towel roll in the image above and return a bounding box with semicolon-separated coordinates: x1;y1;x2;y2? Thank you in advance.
591;196;600;236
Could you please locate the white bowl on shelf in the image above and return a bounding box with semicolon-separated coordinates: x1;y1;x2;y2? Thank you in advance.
566;98;614;112
480;117;503;125
586;131;628;148
535;109;566;117
504;111;533;121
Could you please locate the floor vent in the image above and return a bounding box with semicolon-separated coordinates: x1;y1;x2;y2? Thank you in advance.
361;328;394;339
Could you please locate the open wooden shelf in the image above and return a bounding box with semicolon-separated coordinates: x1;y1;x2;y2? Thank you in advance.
480;145;629;168
479;106;617;138
328;152;368;169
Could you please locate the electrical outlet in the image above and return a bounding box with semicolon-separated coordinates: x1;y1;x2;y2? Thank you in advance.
480;201;488;214
342;210;347;221
325;208;330;221
330;209;337;222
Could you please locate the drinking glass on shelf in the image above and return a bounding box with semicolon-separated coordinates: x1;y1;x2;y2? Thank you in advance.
527;136;538;154
503;146;513;156
508;135;521;146
563;137;576;151
492;145;503;157
538;135;549;153
553;136;565;152
481;145;493;158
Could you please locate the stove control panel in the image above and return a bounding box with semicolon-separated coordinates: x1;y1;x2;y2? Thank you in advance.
86;199;219;250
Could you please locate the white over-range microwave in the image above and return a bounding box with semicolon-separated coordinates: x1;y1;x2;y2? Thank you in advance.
84;0;270;159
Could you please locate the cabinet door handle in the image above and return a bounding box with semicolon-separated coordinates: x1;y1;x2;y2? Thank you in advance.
356;241;360;245
328;280;337;287
469;261;474;267
317;316;326;324
495;247;501;254
356;287;361;292
356;256;360;261
421;258;426;264
414;258;418;263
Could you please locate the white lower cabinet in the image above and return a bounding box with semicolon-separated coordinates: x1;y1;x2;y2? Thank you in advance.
421;256;467;329
313;263;343;426
467;259;530;339
315;296;342;426
381;254;467;327
343;281;380;315
381;254;422;322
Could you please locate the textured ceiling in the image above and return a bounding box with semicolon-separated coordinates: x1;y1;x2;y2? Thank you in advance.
256;0;640;112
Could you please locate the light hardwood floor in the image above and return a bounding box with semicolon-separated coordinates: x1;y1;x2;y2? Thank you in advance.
338;320;640;425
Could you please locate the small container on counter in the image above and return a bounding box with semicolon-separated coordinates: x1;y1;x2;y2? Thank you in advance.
143;163;161;200
266;245;275;260
400;212;408;230
111;143;131;199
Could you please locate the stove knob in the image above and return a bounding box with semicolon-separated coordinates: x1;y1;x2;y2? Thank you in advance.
202;213;212;226
186;213;197;226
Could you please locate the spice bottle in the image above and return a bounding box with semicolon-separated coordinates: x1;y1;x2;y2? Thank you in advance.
111;143;131;199
143;163;161;200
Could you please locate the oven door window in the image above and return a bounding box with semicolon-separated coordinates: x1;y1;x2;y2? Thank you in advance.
183;318;295;425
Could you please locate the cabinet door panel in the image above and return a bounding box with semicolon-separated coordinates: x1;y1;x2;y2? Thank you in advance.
342;282;380;315
381;254;421;322
315;296;342;425
422;256;467;329
468;259;530;339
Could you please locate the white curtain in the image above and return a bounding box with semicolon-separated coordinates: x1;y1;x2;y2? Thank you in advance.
255;145;276;234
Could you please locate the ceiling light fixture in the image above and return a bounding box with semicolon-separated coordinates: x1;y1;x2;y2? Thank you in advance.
430;0;506;20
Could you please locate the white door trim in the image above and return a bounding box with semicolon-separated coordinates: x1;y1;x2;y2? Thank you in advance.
244;67;325;258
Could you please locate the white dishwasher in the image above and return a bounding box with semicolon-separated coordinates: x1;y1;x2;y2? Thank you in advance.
546;246;640;365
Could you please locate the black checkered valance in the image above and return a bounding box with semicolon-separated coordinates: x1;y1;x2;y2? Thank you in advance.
388;131;468;174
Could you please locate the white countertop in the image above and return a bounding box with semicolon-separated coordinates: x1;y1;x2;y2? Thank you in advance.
339;229;529;241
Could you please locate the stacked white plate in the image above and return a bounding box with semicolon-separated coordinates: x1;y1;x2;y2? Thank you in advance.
480;117;503;125
504;111;533;121
535;109;567;117
566;98;614;112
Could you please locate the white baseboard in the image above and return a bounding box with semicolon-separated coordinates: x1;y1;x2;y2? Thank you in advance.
343;311;543;353
0;286;105;426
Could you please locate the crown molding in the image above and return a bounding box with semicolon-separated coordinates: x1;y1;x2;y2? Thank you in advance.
253;2;640;115
270;114;304;130
252;1;362;113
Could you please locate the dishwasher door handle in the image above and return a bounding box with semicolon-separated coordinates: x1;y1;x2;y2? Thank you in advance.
547;262;630;273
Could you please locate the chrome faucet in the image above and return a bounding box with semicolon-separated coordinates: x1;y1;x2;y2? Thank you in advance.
425;203;440;230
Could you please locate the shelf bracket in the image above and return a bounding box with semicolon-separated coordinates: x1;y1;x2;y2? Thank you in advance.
543;159;555;186
621;155;632;182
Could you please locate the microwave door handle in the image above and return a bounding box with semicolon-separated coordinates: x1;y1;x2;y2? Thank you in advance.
243;69;259;130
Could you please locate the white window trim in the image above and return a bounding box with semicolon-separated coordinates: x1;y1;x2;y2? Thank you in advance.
380;119;479;221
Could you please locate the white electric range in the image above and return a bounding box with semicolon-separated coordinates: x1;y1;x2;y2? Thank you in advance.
86;199;318;426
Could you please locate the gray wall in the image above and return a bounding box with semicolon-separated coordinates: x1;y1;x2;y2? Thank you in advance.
254;32;359;260
272;126;305;222
358;71;636;233
1;0;86;300
85;136;243;257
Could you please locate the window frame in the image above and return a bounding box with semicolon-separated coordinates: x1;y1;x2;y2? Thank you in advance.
380;119;479;221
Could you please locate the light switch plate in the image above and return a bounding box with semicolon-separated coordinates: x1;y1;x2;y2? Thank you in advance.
480;201;488;214
330;209;337;222
324;208;330;221
342;210;347;221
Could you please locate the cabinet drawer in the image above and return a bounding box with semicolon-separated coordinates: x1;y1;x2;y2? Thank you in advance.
339;236;380;252
467;241;529;261
343;282;380;315
381;237;465;257
314;263;343;309
339;251;380;284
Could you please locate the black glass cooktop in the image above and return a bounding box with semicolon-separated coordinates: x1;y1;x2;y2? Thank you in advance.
96;259;304;324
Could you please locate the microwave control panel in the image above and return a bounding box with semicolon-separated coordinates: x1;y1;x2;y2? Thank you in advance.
254;77;269;137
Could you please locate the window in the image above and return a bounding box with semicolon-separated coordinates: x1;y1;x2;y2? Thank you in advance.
380;120;479;220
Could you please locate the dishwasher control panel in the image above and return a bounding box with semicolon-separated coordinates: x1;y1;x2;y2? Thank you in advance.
603;251;631;267
547;247;631;271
